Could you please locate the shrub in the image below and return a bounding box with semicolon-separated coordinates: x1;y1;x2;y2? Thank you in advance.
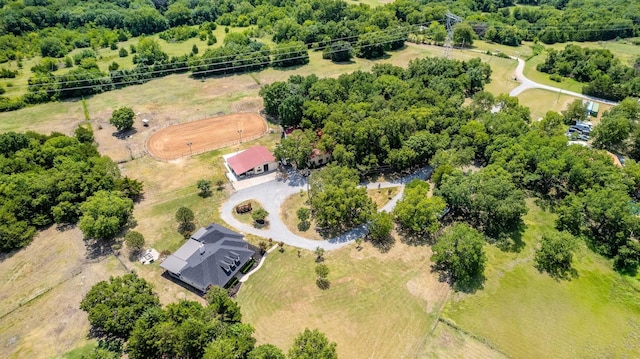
0;68;18;78
252;208;269;224
550;74;563;82
125;231;145;252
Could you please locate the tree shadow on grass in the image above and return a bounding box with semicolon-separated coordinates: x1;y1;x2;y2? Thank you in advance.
433;268;486;294
84;238;115;261
112;128;138;140
535;263;579;281
489;221;527;253
316;278;331;290
398;228;436;247
369;235;395;253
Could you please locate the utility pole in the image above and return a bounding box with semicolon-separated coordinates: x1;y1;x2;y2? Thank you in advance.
187;142;193;156
443;11;463;59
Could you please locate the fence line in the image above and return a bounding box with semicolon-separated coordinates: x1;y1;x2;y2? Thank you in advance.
0;264;85;320
142;113;271;162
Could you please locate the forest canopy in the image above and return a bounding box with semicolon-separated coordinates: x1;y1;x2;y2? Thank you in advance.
537;44;640;101
0;128;141;252
262;56;640;273
0;0;638;110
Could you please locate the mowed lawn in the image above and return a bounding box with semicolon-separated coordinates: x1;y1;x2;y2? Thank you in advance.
521;39;640;96
237;241;458;358
443;200;640;359
517;88;613;122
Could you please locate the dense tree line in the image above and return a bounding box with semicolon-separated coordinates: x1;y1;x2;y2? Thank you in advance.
537;44;640;101
262;57;491;174
0;127;142;252
592;98;640;157
267;58;640;273
0;0;637;110
80;273;337;358
481;106;640;272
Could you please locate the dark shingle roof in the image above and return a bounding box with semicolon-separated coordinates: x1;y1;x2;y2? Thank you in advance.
160;224;253;292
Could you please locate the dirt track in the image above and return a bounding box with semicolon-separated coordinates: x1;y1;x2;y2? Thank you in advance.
146;113;267;160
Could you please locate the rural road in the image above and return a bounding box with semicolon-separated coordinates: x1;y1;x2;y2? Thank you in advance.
508;57;618;106
220;167;432;251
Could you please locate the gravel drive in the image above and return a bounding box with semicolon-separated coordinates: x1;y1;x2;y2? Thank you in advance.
220;167;432;251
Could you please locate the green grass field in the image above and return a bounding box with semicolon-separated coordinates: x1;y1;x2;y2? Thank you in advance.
443;199;640;359
517;88;613;121
542;39;640;67
236;240;505;358
523;54;584;94
62;341;98;359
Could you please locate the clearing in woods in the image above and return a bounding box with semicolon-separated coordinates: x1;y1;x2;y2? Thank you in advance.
146;113;267;160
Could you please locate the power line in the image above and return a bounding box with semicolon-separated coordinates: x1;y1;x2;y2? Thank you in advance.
27;32;413;94
443;11;463;59
13;19;639;93
21;22;423;87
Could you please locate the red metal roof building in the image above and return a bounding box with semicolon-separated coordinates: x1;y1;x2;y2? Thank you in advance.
226;146;277;177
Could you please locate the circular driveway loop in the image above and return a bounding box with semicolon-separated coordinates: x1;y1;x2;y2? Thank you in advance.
220;167;432;251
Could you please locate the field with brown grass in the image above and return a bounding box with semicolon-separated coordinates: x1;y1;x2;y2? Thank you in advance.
0;228;128;358
0;38;602;359
236;241;504;358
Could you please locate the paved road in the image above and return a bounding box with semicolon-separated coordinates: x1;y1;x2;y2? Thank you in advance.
220;167;432;251
509;57;618;106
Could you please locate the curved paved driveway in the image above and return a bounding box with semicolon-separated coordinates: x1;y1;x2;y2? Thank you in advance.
509;57;618;106
220;167;432;251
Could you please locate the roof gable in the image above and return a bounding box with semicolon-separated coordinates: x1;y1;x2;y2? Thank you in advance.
193;223;244;244
160;224;253;292
227;146;275;175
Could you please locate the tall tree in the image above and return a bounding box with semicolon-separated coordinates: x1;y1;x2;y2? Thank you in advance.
80;273;160;339
109;107;135;131
78;190;134;239
288;329;338;359
273;129;315;168
437;166;527;238
431;223;486;290
205;286;242;323
309;165;375;230
328;41;353;63
368;211;394;244
124;231;145;252
248;344;285;359
534;232;577;280
453;23;474;47
393;180;446;236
